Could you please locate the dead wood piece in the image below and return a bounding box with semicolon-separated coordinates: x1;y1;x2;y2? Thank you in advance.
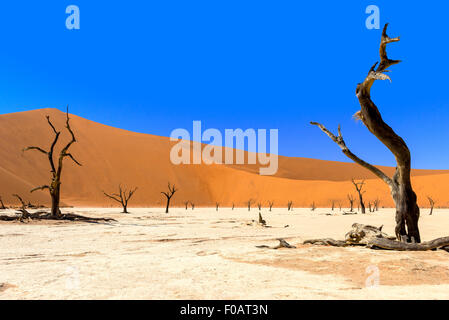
303;223;449;251
256;238;296;250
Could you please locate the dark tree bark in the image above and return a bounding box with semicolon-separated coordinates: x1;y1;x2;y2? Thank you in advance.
347;194;355;212
268;201;274;212
287;201;293;211
352;179;366;214
0;196;6;209
247;199;254;211
311;24;421;243
427;196;435;215
24;108;81;218
162;183;177;213
103;185;138;213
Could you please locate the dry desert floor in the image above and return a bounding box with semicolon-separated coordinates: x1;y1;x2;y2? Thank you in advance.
1;207;449;299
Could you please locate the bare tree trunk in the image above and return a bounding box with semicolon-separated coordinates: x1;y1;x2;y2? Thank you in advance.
347;194;354;212
311;25;421;243
0;197;6;209
427;196;435;215
50;185;61;216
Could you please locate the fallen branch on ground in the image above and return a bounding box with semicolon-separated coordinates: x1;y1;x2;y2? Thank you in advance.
304;223;449;251
0;211;116;224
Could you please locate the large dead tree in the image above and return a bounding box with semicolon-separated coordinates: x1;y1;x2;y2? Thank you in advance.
24;109;81;217
103;185;138;213
311;24;421;243
161;183;177;213
351;179;366;214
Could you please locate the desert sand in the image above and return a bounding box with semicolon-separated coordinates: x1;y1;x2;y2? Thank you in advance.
1;207;449;300
1;108;449;209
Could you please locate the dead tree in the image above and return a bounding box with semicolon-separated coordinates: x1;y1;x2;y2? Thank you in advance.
247;199;254;211
287;201;293;211
351;179;366;214
215;202;219;211
347;194;355;212
103;185;138;213
311;201;316;211
24;108;81;217
373;198;381;211
331;200;335;211
257;202;262;211
232;202;235;210
184;201;189;210
368;202;373;213
12;194;31;220
0;196;6;209
268;201;274;212
338;202;342;211
161;183;178;213
191;202;195;210
311;24;421;243
427;196;435;215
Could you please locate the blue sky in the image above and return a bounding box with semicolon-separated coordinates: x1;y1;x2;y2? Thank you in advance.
0;1;448;169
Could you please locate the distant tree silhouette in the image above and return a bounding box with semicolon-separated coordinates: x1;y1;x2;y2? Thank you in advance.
103;185;138;213
161;183;178;213
427;196;436;215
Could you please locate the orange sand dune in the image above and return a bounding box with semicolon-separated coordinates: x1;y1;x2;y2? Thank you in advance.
0;108;448;208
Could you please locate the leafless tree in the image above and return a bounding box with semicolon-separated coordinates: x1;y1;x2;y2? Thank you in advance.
23;108;81;217
368;201;373;213
12;194;31;220
103;185;138;213
373;198;381;212
351;179;366;214
161;183;178;213
216;202;219;211
311;24;421;243
247;199;254;211
338;202;342;211
311;201;316;211
257;202;262;211
184;201;189;210
268;201;274;212
191;202;195;210
0;196;6;210
427;196;436;215
347;194;355;212
232;202;235;210
287;200;293;211
331;200;335;211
